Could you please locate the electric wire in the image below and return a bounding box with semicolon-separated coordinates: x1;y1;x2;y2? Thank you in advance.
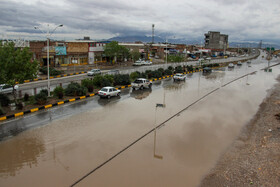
70;63;280;186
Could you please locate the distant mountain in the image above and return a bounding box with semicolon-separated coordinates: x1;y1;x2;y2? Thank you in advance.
108;35;194;44
108;35;164;43
108;35;280;49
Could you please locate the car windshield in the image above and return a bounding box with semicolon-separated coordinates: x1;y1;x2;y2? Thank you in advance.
100;88;108;92
134;80;143;83
2;84;12;89
176;74;182;77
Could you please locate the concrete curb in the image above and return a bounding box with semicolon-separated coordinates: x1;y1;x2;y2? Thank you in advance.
17;71;86;84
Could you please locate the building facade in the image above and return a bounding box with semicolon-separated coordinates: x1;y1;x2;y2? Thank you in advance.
204;31;228;49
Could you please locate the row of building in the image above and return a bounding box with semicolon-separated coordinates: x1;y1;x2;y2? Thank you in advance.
3;31;229;67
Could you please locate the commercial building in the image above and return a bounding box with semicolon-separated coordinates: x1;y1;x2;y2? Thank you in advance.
204;31;228;50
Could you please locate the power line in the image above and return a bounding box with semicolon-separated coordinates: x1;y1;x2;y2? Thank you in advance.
70;64;280;187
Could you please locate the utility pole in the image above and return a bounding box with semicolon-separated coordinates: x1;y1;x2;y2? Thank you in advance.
166;38;168;65
152;24;155;44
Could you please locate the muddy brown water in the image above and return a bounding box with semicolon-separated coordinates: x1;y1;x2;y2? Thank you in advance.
0;53;279;187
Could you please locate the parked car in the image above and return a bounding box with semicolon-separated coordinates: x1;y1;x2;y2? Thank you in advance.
133;60;144;66
143;60;152;65
107;69;120;75
228;63;234;68
87;69;101;76
206;57;211;60
0;84;19;94
97;87;121;99
131;78;152;90
173;73;186;81
203;67;212;73
237;61;242;66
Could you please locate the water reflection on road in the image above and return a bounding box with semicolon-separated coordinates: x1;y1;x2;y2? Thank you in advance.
0;52;279;187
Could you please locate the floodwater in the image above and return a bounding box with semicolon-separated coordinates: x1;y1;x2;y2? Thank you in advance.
0;52;279;187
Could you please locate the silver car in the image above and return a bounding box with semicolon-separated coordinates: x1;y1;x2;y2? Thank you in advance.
0;84;19;94
97;87;121;99
173;73;186;81
87;69;101;76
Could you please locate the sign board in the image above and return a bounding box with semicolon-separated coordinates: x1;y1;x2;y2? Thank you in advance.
55;46;67;55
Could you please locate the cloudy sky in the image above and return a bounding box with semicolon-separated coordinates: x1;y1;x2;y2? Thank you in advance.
1;0;280;43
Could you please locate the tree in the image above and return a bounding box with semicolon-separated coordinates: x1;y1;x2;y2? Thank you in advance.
0;42;39;103
104;41;130;64
118;45;130;62
131;51;141;62
104;41;120;64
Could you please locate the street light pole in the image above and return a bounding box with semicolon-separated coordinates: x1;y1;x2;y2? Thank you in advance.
166;38;168;65
35;24;63;97
47;25;50;97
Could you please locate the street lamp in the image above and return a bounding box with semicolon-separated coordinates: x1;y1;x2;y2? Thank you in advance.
34;24;63;97
166;38;168;65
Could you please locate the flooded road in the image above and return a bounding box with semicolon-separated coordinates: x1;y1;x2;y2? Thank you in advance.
0;52;279;187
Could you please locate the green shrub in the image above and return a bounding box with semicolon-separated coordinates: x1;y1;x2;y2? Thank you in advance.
50;68;62;76
158;68;165;73
164;69;173;75
53;86;64;99
213;63;219;67
0;93;10;107
100;78;112;87
186;65;194;72
39;67;63;76
0;105;5;115
175;66;184;73
150;70;162;78
113;74;131;86
82;79;94;92
16;102;23;110
65;82;87;96
91;75;114;88
40;89;48;96
130;72;140;80
24;93;29;101
168;66;174;71
35;92;47;105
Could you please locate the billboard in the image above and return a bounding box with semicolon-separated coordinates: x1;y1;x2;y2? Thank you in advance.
55;46;67;55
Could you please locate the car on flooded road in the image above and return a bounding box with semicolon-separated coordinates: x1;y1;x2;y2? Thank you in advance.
173;73;186;81
0;84;19;94
131;78;152;90
97;86;121;99
228;63;234;68
237;61;242;66
87;69;101;76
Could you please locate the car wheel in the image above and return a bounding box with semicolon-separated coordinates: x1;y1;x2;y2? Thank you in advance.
117;92;120;96
149;84;152;88
107;95;111;99
132;87;135;90
140;86;144;90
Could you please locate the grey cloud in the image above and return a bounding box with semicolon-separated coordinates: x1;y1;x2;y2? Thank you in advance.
0;0;280;43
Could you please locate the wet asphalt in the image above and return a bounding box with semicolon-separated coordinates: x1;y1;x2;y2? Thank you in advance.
0;51;279;187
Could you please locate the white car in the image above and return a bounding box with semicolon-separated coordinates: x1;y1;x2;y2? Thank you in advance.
97;87;121;99
87;69;101;76
228;63;234;68
0;84;19;94
131;78;152;90
133;60;144;66
237;61;242;66
143;60;152;65
173;73;186;81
